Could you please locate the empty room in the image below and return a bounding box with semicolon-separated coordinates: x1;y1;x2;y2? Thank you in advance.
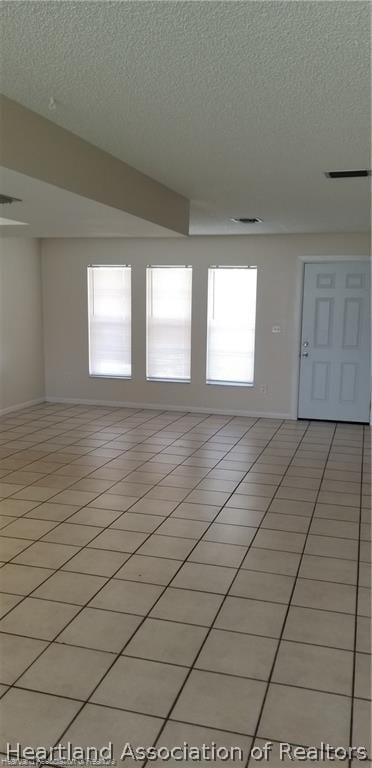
0;1;370;765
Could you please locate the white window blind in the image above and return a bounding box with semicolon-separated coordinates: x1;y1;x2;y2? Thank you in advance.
146;266;192;381
206;267;257;385
88;266;132;377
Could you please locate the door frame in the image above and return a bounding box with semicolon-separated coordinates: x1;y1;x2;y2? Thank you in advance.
293;255;371;422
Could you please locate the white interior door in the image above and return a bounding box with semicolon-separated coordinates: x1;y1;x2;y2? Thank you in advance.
298;261;370;423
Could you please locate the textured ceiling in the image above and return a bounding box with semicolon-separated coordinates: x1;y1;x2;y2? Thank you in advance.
0;1;370;235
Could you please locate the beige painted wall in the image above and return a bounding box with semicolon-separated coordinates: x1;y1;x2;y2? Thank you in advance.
1;96;189;236
0;237;44;412
42;233;369;418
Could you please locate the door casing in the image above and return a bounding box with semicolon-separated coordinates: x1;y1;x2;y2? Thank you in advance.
296;258;370;423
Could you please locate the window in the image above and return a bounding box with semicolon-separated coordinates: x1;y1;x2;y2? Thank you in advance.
88;266;131;377
146;266;192;381
206;266;257;385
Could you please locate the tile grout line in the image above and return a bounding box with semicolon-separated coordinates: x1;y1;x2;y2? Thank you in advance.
1;409;254;740
0;404;150;480
348;423;365;765
144;419;297;753
0;407;367;759
51;417;287;749
1;405;202;502
0;418;305;612
0;408;237;682
0;407;186;512
1;407;231;593
246;421;361;756
0;616;363;655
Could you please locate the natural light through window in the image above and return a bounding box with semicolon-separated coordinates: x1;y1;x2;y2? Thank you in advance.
206;266;257;385
88;265;132;377
146;266;192;381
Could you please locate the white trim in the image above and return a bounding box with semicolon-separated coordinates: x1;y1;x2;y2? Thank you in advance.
293;256;371;419
45;396;293;420
0;398;45;416
291;260;305;419
298;255;370;263
295;257;371;422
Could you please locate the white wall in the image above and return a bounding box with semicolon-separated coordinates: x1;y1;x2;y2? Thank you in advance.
42;233;369;418
0;237;44;413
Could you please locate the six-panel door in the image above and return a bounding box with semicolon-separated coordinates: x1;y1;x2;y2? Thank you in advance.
298;261;370;423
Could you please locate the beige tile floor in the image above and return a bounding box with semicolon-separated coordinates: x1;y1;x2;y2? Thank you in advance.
0;403;370;765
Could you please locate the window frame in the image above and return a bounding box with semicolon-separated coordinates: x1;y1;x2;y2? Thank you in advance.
87;264;133;380
146;264;193;383
205;265;257;387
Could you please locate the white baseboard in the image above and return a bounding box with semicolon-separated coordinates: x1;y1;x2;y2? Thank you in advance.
45;396;294;420
0;398;45;416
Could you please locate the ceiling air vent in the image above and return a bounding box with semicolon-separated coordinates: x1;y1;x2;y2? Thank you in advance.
0;194;22;204
324;170;370;179
231;217;263;223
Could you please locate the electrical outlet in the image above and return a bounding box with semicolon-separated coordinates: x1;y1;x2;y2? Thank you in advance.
260;384;268;394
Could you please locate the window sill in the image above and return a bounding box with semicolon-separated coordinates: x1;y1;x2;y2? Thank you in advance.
206;380;254;388
146;377;191;384
89;374;132;380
